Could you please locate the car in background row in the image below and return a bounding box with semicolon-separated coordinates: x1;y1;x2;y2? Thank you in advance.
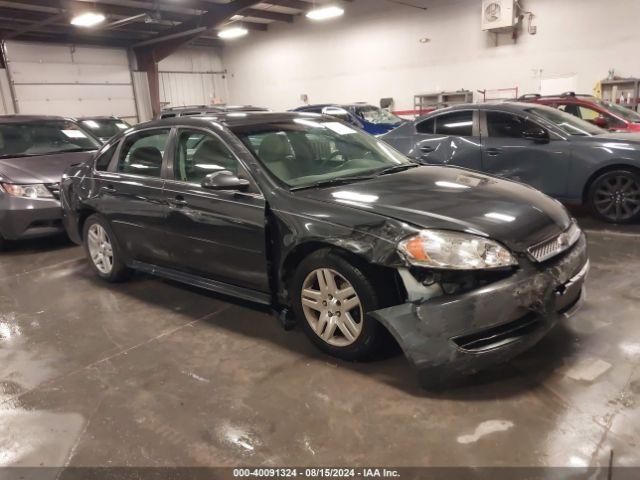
292;103;406;136
78;116;131;143
158;104;270;119
519;92;640;133
382;102;640;224
60;113;588;386
0;116;101;249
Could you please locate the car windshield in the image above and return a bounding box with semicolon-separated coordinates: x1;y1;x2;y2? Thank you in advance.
594;99;640;123
0;120;101;158
526;106;606;136
81;118;130;139
233;118;413;188
354;105;403;125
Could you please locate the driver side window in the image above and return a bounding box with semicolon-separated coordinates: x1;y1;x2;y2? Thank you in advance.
486;112;543;138
175;130;238;184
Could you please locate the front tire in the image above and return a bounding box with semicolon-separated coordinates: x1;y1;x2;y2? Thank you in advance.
291;249;385;361
83;214;131;282
588;169;640;224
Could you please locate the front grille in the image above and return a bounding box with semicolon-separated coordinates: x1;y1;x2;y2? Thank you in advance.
46;183;61;199
528;222;581;263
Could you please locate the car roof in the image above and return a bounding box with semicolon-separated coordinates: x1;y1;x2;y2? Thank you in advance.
77;116;123;121
296;103;373;110
135;111;329;129
0;114;77;123
428;102;535;114
161;105;268;114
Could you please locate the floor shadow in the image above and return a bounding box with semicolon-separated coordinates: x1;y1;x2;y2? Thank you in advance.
1;234;77;256
83;265;578;399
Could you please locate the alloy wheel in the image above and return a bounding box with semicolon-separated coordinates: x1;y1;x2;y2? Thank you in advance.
301;268;363;347
87;224;114;275
593;174;640;222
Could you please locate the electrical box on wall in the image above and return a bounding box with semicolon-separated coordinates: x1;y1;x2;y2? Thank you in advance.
481;0;516;31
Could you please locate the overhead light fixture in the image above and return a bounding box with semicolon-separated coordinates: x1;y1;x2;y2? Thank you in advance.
306;5;344;21
218;26;249;40
71;12;106;27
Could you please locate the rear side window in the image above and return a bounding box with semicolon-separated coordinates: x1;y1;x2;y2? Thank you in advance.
486;111;540;138
95;141;119;171
117;129;170;177
435;111;474;136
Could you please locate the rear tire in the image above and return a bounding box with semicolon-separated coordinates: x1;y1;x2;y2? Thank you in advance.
0;235;5;251
291;249;385;361
83;214;131;282
587;169;640;224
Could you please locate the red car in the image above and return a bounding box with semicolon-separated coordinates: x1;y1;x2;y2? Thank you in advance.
519;92;640;133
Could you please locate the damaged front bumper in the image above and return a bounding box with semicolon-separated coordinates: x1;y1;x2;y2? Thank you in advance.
369;234;589;387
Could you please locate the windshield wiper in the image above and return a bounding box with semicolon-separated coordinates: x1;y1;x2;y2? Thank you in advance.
291;175;376;191
374;164;419;176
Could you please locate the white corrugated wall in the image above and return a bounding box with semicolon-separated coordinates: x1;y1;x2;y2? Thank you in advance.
4;41;138;123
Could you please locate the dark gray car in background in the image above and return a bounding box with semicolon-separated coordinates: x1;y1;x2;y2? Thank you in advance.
0;116;100;249
382;102;640;223
78;116;131;143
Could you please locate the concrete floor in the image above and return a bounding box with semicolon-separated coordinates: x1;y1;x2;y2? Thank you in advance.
1;214;639;470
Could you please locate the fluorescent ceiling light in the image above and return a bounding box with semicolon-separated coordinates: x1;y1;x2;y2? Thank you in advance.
218;27;248;39
71;12;106;27
306;5;344;21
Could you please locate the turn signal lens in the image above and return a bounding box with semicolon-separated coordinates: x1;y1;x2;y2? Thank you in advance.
398;230;517;270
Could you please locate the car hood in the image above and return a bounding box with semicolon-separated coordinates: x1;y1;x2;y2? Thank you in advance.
0;151;95;184
298;166;572;252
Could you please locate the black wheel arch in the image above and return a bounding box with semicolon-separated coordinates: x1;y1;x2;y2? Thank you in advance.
277;240;405;309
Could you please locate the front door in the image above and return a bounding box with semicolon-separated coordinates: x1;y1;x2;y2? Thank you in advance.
409;110;482;170
480;110;570;197
162;127;270;292
97;127;172;265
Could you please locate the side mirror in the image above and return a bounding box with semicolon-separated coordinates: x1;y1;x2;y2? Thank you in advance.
201;170;250;191
523;127;549;143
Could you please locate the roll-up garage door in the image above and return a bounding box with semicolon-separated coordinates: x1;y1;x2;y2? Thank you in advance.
4;41;138;123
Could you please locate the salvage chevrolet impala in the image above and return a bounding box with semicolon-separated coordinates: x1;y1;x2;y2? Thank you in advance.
60;113;589;386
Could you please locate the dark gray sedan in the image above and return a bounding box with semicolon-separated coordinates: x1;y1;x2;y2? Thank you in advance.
0;116;100;249
382;102;640;223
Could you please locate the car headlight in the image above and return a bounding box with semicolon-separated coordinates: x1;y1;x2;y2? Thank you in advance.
398;230;517;270
1;183;54;199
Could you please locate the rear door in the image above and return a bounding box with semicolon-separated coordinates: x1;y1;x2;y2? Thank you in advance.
96;127;172;265
408;110;482;170
480;110;570;197
162;127;270;292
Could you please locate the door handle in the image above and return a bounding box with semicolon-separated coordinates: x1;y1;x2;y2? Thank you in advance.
102;184;116;193
420;146;436;153
168;195;188;208
486;148;503;156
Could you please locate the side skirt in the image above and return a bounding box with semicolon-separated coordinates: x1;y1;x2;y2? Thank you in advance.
129;260;272;306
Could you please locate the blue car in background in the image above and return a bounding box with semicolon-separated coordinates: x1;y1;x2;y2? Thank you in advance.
292;103;406;135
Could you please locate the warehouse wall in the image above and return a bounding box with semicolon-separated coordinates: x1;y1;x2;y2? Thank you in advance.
222;0;640;112
0;42;225;124
158;46;227;110
3;41;138;122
